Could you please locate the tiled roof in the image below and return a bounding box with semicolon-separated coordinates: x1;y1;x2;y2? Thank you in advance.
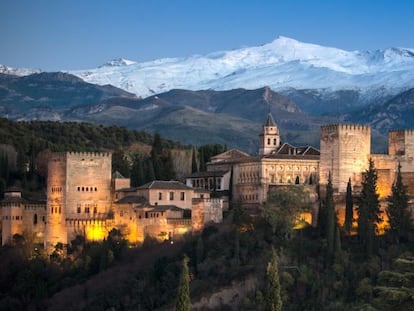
151;205;185;212
137;180;193;190
116;187;138;192
186;170;228;178
112;171;126;179
115;195;147;204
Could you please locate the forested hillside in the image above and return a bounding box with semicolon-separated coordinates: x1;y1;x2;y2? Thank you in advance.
0;118;226;197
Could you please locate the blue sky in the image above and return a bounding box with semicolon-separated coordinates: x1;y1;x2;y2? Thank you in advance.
1;0;413;71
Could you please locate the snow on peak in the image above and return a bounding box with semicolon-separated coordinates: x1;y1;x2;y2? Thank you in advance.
100;58;136;67
0;64;41;76
71;36;414;98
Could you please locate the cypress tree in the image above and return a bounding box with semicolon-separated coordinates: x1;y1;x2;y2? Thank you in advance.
144;158;155;182
265;247;282;311
191;147;198;173
163;151;176;180
345;178;354;235
175;255;191;311
386;162;412;243
199;148;206;172
130;155;145;187
357;158;381;256
325;172;336;260
334;226;342;259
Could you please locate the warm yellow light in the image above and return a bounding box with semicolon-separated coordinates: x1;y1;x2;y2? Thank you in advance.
85;224;107;241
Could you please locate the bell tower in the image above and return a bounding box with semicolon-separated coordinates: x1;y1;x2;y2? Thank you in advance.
259;113;280;155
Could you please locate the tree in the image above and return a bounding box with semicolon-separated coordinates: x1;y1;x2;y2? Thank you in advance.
175;255;191;311
199;148;206;172
357;158;381;256
112;149;130;177
144;157;155;182
265;247;282;311
325;172;336;260
191;147;198;173
386;162;412;243
263;186;310;239
130;154;145;187
163;151;176;180
344;178;354;235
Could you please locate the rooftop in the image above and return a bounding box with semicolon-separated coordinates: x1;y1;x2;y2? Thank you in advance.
137;180;193;190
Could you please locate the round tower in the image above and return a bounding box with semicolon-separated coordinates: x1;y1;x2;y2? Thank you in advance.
45;153;68;252
259;113;280;155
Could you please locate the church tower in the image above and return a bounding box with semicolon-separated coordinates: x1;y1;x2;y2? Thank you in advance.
259;113;280;155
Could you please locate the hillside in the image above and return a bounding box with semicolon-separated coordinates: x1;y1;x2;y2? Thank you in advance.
0;72;136;120
346;87;414;134
0;72;337;152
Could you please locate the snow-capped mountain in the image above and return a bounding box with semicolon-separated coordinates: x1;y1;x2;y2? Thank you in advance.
0;64;41;76
70;36;414;100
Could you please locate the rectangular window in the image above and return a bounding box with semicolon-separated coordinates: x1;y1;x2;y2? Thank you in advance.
158;192;162;200
180;192;185;200
169;192;174;200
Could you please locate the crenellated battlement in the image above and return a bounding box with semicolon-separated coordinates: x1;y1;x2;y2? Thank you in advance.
321;124;370;133
389;129;414;136
51;151;111;161
66;151;111;158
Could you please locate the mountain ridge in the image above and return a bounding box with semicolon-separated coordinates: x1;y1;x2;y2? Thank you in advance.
65;36;414;101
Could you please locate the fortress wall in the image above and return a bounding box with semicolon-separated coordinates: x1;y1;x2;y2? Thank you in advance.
64;152;112;218
320;124;371;193
22;203;46;244
66;219;113;243
389;130;414;156
1;202;23;245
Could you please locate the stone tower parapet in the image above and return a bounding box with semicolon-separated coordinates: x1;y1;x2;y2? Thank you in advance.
389;130;414;157
320;124;371;193
45;151;112;251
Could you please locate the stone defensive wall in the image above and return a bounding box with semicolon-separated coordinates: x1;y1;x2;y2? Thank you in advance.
320;124;371;134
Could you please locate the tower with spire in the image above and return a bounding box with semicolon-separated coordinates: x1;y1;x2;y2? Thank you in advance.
259;113;280;155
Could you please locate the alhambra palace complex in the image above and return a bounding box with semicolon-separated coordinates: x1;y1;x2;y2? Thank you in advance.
1;113;414;251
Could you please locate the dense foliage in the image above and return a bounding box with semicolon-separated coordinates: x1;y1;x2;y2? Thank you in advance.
358;158;381;256
387;163;412;243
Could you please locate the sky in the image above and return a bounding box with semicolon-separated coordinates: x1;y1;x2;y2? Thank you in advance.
1;0;414;71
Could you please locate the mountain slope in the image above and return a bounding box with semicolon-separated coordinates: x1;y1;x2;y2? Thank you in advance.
70;36;414;104
0;72;137;120
347;87;414;133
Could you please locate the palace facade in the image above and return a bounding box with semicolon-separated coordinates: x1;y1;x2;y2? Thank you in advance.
187;113;414;226
1;152;223;251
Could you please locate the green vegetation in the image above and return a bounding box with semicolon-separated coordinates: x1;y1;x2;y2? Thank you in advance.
358;158;381;256
387;163;412;243
175;255;191;311
265;247;282;311
0;184;413;310
345;178;354;235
